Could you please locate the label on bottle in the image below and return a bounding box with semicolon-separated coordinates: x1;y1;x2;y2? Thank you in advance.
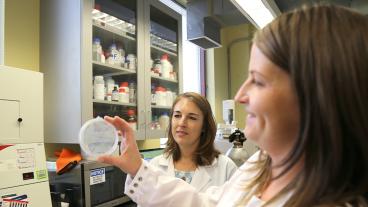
112;91;119;101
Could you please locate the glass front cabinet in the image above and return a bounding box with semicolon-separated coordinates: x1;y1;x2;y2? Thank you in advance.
41;0;182;143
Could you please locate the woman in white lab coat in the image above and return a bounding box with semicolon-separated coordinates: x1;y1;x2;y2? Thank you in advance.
98;4;368;207
149;92;237;192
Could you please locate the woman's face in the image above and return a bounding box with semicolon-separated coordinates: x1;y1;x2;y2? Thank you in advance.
234;45;300;156
171;98;204;148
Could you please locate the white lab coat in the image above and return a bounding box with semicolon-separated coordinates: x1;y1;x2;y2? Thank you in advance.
125;151;292;207
149;154;238;192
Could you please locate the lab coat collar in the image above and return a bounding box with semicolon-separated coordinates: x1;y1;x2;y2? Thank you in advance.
157;155;219;192
158;155;176;176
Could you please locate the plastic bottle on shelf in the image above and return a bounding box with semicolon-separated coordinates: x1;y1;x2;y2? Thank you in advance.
120;82;129;94
108;43;121;66
161;54;172;79
127;109;137;130
105;77;115;95
118;82;129;103
105;77;114;101
159;112;170;131
93;76;105;100
118;87;129;103
129;82;136;103
155;86;167;106
92;38;102;62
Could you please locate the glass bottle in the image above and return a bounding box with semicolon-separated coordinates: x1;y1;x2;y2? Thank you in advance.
111;86;119;101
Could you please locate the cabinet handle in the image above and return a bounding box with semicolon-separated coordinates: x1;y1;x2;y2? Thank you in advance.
17;118;23;123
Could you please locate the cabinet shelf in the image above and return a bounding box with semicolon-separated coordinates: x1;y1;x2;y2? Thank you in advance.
151;75;178;83
40;0;182;143
151;105;171;109
93;61;136;76
151;45;177;57
93;99;137;107
93;20;136;42
148;129;168;139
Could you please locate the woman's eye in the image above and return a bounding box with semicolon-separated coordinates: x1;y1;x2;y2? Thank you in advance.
189;117;197;120
251;79;264;86
173;114;181;118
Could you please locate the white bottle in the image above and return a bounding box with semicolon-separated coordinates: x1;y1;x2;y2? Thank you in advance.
118;87;129;103
93;76;105;100
160;54;172;79
105;77;115;93
92;38;102;62
159;112;170;131
109;43;121;66
105;77;115;98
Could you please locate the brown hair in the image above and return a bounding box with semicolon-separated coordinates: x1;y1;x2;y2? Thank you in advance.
164;92;220;166
248;4;368;206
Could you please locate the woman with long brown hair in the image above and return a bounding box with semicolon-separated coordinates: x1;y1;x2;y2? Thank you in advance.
99;4;368;206
149;92;237;192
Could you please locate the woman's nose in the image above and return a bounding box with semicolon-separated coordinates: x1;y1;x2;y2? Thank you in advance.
178;117;187;126
234;81;249;104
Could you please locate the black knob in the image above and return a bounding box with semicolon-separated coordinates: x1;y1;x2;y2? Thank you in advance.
17;118;23;122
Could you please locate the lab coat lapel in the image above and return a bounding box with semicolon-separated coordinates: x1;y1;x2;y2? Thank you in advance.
158;155;176;176
191;166;212;192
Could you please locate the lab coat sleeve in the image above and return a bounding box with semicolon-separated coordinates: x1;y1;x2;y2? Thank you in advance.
125;159;227;207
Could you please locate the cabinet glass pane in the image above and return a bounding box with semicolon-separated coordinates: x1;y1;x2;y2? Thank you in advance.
92;0;138;131
149;5;179;132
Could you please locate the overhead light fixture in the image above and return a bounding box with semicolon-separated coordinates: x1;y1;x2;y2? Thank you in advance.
229;0;281;28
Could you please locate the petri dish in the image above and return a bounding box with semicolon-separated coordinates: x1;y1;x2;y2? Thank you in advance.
79;117;119;158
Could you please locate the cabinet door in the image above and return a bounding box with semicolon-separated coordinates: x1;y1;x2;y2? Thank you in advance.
91;0;145;140
144;0;183;139
0;99;20;141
